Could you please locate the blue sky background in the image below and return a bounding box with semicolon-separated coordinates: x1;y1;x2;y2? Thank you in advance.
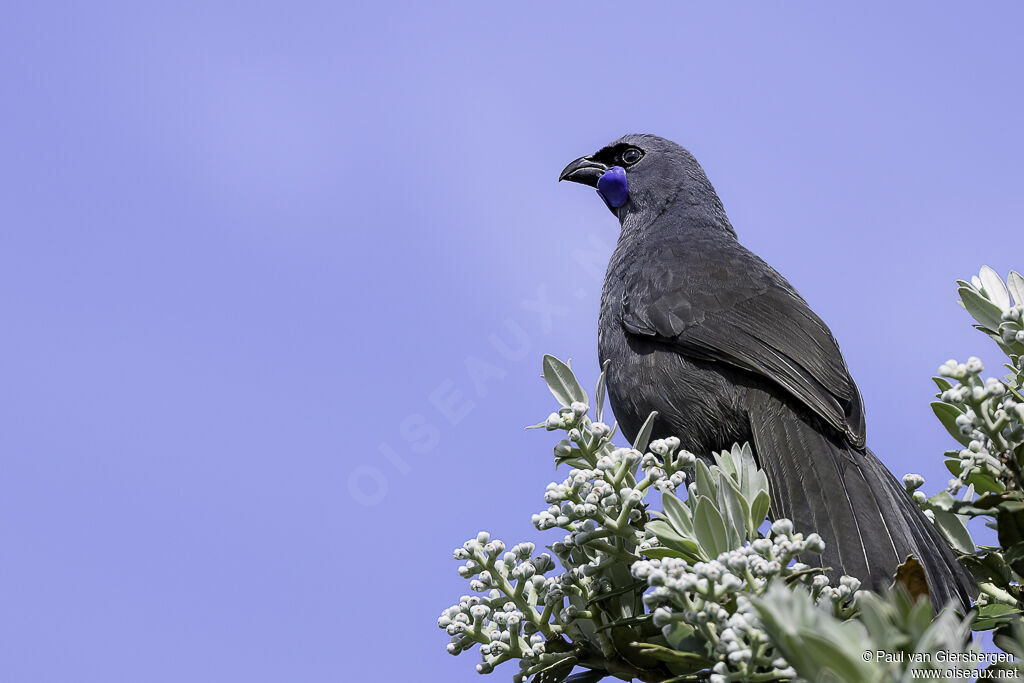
1;3;1022;681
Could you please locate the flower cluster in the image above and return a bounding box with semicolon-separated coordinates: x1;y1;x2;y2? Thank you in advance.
633;519;859;682
533;447;645;533
532;435;693;537
931;267;1024;499
543;400;590;433
937;355;1022;494
439;532;578;678
642;436;695;494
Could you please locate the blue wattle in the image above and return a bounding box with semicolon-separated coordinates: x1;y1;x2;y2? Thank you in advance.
596;166;629;208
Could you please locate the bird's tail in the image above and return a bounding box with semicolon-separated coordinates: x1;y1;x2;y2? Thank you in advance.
746;389;975;611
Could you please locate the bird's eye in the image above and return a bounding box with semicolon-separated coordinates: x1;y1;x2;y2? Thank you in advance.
621;148;643;166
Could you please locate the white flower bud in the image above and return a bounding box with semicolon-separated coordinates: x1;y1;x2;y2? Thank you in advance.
652;606;673;627
677;450;697;467
804;533;825;554
902;473;925;491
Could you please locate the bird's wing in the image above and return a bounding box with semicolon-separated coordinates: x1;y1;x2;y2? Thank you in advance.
620;242;866;447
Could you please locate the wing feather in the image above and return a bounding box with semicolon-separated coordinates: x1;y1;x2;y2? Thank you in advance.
620;244;866;447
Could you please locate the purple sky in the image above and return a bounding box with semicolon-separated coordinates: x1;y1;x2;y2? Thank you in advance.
1;3;1022;681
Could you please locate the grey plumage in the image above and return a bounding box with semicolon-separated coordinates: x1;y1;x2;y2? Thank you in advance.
560;134;973;609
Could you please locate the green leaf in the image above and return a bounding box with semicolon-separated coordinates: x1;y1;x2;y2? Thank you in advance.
749;489;771;538
960;551;1014;588
587;580;649;607
1003;540;1024;563
933;376;954;393
999;506;1024;543
542;354;588;408
960;286;1005;331
931;508;975;554
693;496;731;557
532;655;577;683
640;546;690;560
931;401;971;446
964;469;1005;495
1002;540;1024;576
945;458;963;477
633;641;712;670
632;411;658;453
784;565;829;584
660;622;696;650
1008;270;1024;307
973;603;1022;631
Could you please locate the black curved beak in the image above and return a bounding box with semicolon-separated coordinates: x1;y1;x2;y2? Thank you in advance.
558;155;608;187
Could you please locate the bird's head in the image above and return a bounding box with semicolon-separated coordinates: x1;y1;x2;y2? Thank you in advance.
559;134;727;230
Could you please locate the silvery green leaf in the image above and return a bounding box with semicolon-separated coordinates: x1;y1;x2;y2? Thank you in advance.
795;632;877;682
752;468;769;498
716;474;748;548
542;354;588;407
646;520;706;561
693;495;730;557
979;265;1011;312
959;286;1005;330
714;447;739;479
593;359;610;423
752;583;877;683
694;458;716;501
1008;270;1024;307
734;442;764;502
661;491;694;534
631;411;657;453
928;490;959;512
660;622;698;651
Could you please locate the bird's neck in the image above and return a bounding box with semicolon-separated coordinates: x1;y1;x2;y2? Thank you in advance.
619;181;736;242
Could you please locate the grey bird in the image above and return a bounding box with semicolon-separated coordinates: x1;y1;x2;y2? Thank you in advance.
559;134;974;609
